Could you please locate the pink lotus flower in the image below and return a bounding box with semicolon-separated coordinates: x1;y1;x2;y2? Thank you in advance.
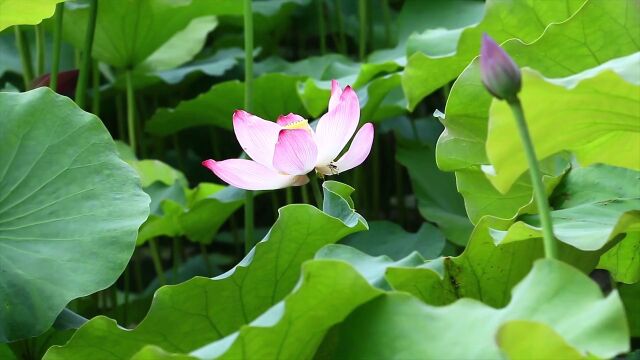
202;80;374;190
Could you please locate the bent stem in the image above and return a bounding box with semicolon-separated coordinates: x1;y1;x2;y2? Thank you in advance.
243;0;255;253
75;0;98;109
507;97;558;260
50;3;64;90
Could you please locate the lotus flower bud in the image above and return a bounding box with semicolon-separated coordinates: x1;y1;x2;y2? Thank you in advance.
480;34;521;101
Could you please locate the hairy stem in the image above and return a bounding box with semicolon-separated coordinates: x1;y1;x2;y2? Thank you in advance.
508;98;558;259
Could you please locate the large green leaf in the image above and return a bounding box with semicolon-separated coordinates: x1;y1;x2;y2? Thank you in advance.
436;0;640;221
438;0;640;172
44;183;366;359
488;165;640;251
486;60;640;193
620;283;640;337
402;0;586;110
255;53;404;121
0;88;149;342
138;183;245;245
130;48;243;88
0;0;65;31
138;255;628;359
62;0;225;70
396;139;473;245
598;232;640;284
146;74;307;135
386;164;636;309
496;320;593;359
455;156;569;224
184;260;383;360
386;169;631;308
386;220;545;308
315;244;426;290
330;259;629;359
340;221;445;260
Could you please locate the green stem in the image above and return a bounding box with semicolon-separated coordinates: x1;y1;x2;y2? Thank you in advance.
334;0;347;54
309;174;323;208
381;0;391;47
243;0;255;254
209;128;222;159
75;0;98;108
35;25;45;77
244;0;254;111
50;3;64;90
394;160;406;226
357;0;367;60
133;249;144;292
123;266;130;325
301;184;310;204
507;98;557;260
371;137;381;218
14;26;34;89
125;70;137;154
91;60;101;115
148;239;166;285
285;187;293;204
229;215;242;257
109;282;118;310
172;237;183;278
172;134;186;172
270;192;279;219
244;192;255;254
115;95;126;140
200;243;213;275
316;0;326;54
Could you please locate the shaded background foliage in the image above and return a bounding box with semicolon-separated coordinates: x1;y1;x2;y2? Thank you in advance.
0;0;638;359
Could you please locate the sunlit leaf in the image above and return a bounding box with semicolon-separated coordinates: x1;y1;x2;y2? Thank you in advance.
497;320;594;360
486;59;640;193
44;183;366;359
0;0;65;31
402;0;586;109
331;260;629;359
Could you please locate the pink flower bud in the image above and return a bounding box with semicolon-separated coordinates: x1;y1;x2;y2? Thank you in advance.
480;34;521;101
